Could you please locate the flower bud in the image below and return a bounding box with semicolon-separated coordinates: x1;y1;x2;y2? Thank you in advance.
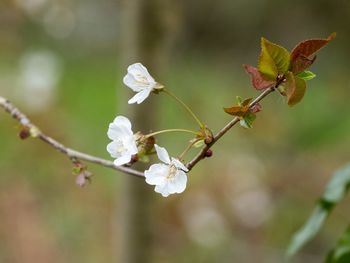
201;126;213;145
136;133;155;151
18;126;30;140
75;171;92;187
204;149;213;158
131;154;139;163
250;103;262;113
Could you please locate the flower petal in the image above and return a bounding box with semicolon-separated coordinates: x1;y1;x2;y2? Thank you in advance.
123;74;144;92
127;88;152;104
125;136;138;155
154;144;171;164
154;183;170;197
113;153;132;166
106;141;121;158
144;163;168;185
113;116;132;131
171;158;189;172
128;63;155;83
168;170;187;194
107;116;133;140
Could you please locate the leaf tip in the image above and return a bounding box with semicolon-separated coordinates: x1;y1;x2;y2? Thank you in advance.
328;32;337;40
260;37;269;46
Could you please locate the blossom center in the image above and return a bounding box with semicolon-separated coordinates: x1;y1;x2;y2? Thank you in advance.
166;164;177;179
135;74;150;87
114;139;127;157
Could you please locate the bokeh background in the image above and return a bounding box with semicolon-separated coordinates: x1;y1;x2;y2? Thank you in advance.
1;0;350;262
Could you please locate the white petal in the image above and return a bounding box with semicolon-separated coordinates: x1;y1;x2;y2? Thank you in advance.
154;183;170;197
127;88;152;104
125;136;138;155
107;116;133;140
128;63;155;83
127;62;147;74
171;158;189;172
113;116;132;131
114;153;132;166
123;74;143;92
154;144;170;164
106;141;119;158
107;125;131;141
167;170;187;194
144;163;168;185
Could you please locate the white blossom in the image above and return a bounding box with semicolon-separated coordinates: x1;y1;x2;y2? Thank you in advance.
123;63;162;104
145;144;188;197
107;116;138;166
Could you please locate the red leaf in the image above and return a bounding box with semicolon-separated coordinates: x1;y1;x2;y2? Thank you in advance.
290;33;336;73
251;103;262;113
223;105;246;117
290;55;316;74
243;64;275;90
285;72;307;106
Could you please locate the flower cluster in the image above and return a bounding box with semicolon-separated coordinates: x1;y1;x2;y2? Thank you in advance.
106;116;138;166
145;145;188;197
107;63;188;197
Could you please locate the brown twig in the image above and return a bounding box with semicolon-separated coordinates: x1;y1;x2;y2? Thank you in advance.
186;85;277;170
1;82;279;178
0;96;144;178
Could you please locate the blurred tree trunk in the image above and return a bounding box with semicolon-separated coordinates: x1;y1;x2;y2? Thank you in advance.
115;1;182;263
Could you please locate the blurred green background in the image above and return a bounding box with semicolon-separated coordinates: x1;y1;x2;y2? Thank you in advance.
1;0;350;262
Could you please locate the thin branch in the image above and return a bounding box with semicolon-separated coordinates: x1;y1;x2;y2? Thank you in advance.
0;96;144;178
186;86;276;170
1;81;279;178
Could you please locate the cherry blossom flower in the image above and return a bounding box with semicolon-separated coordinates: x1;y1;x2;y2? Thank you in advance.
107;116;138;166
144;144;188;197
123;63;163;104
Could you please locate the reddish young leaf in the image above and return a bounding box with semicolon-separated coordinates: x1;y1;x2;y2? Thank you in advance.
251;103;262;113
285;72;307;106
290;33;336;73
244;64;275;90
223;97;262;118
290;55;316;74
224;105;247;117
224;98;252;117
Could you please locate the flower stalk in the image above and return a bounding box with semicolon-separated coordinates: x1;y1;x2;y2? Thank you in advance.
145;128;200;138
162;89;205;128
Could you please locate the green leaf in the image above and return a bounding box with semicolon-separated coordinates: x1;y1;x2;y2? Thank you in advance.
287;205;329;257
287;163;350;258
239;112;256;129
241;97;253;107
285;71;307;106
258;37;290;80
297;70;316;81
326;226;350;263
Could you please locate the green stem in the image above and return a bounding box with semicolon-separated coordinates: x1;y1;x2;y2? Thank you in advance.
163;89;205;128
145;129;199;138
178;139;200;160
